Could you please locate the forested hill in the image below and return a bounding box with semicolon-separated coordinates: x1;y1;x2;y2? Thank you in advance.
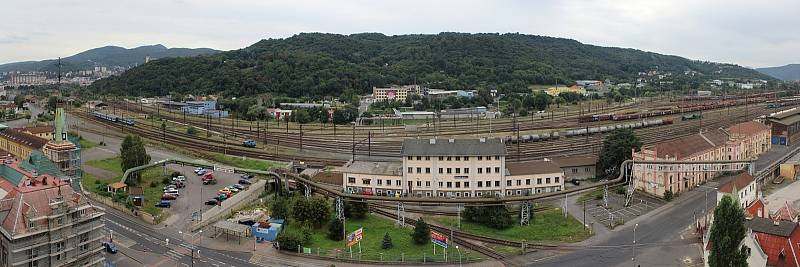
757;64;800;81
88;33;772;97
0;44;219;73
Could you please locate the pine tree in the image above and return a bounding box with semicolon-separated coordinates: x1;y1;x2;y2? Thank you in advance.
411;218;430;245
708;195;749;267
381;233;393;249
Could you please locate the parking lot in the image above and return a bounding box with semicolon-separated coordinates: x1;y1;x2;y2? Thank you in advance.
584;190;666;228
159;164;256;231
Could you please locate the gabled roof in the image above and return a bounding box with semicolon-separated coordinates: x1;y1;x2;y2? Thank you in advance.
727;121;770;137
0;129;48;149
772;201;800;222
648;130;728;159
401;138;506;156
719;173;755;194
506;160;563;176
14;126;53;135
746;216;797;237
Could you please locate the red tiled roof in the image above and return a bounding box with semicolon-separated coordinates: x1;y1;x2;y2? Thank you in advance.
650;130;728;159
752;230;800;267
0;129;48;149
727;121;770;137
14;126;53;135
719;173;755;194
773;202;800;222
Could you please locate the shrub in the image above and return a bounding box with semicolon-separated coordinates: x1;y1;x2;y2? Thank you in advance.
347;201;369;219
462;202;515;229
275;230;309;251
411;218;430;245
327;219;344;241
270;197;289;219
381;233;393;249
187;126;198;136
161;177;171;185
664;190;674;201
291;196;330;228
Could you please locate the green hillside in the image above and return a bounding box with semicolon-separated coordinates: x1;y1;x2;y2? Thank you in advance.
88;32;773;97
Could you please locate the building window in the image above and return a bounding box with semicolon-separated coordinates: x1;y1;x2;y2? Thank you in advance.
425;168;431;174
447;182;452;188
416;156;422;160
426;181;431;187
363;179;371;185
572;168;578;174
396;180;401;186
416;167;422;173
464;156;470;161
517;180;522;186
348;177;356;183
537;178;542;184
464;192;470;197
387;179;392;185
478;156;483;160
439;182;443;187
456;168;461;174
526;179;531;185
464;182;470;188
439;168;443;174
425;156;430;160
478;181;483;187
495;167;500;173
416;181;421;187
486;167;491;173
378;180;383;185
495;156;500;160
478;168;483;174
447;168;452;174
407;156;412;160
585;167;590;172
455;156;461;161
464;168;469;174
546;178;551;184
555;177;560;183
507;180;512;186
439;156;444;160
408;167;413;173
495;181;500;187
455;182;461;188
447;156;452;161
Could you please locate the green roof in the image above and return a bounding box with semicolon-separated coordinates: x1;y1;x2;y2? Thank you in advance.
0;164;24;186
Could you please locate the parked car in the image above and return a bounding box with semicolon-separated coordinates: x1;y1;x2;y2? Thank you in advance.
171;181;185;188
195;169;208;175
218;188;231;194
155;201;172;208
164;189;180;195
163;185;176;190
214;194;227;202
231;184;245;190
205;199;219;205
102;241;119;253
238;179;252;185
161;194;177;200
173;176;186;182
240;173;254;179
571;179;581;186
228;186;240;193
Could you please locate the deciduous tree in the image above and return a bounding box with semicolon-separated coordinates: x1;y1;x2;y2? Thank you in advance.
708;195;749;267
598;128;641;179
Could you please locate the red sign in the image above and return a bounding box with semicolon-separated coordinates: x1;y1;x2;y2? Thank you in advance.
430;230;448;248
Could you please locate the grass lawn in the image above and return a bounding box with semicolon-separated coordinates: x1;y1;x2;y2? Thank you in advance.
209;153;286;171
291;214;481;263
84;157;169;218
425;208;590;243
86;157;123;176
79;138;98;150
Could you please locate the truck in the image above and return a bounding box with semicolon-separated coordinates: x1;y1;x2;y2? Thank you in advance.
242;140;257;148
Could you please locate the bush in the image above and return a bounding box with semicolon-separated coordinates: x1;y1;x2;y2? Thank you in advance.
291;196;331;228
187;126;198;136
270;197;289;219
381;232;393;249
346;201;369;219
161;177;171;185
411;218;430;245
462;202;515;229
664;190;674;201
149;181;158;188
275;230;309;251
170;171;182;178
327;219;344;241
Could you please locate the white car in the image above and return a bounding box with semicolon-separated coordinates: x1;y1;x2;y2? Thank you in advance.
164;189;179;195
228;186;240;193
173;176;186;182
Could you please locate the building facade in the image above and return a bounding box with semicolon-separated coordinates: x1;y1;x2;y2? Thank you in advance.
0;129;47;160
0;160;104;267
766;108;800;146
716;173;757;210
372;85;421;102
633;121;771;197
340;138;565;198
551;155;597;181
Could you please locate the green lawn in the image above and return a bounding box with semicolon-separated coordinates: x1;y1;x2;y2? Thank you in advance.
86;157;123;175
84;157;168;218
79;138;98;150
209;153;286;171
291;214;480;263
426;208;590;243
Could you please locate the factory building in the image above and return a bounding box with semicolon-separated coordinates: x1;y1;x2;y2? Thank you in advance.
766;108;800;146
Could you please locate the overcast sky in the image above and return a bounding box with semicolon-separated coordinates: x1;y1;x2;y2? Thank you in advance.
2;0;798;68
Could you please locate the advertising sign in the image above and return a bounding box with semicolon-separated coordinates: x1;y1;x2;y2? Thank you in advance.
346;228;363;247
430;230;448;248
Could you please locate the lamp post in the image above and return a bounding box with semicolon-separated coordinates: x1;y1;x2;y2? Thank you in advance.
632;223;638;264
179;230;203;267
455;245;462;267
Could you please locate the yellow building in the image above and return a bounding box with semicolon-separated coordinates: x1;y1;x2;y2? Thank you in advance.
0;129;48;160
545;85;586;97
15;126;54;140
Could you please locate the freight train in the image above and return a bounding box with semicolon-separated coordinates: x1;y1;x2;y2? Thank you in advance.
577;97;765;123
505;118;673;143
92;111;135;126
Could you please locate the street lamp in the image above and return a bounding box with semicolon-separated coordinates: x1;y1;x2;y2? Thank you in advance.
179;230;203;267
698;185;718;227
455;245;462;267
632;223;638;264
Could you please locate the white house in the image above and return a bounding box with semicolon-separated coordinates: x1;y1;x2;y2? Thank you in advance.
717;172;757;210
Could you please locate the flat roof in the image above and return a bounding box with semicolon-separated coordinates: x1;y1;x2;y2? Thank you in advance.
401;138;506;156
335;161;402;176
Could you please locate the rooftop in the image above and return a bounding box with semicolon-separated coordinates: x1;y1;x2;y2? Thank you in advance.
647;129;728;159
0;129;48;149
401;138;506;156
14;126;54;135
718;172;754;194
550;155;598;168
506;160;563;176
746;216;797;237
727;121;770;137
335;160;403;176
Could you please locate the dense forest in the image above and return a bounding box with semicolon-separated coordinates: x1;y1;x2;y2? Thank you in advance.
88;33;773;98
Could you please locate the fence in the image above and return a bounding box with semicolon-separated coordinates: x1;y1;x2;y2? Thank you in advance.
276;247;480;265
191;179;267;231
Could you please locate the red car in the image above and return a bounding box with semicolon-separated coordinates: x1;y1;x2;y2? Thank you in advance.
161;194;178;200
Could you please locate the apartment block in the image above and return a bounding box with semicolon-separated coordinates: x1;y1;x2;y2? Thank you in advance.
372;85;421;102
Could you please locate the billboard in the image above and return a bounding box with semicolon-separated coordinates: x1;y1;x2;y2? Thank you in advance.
430;230;448;248
346;228;363;247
